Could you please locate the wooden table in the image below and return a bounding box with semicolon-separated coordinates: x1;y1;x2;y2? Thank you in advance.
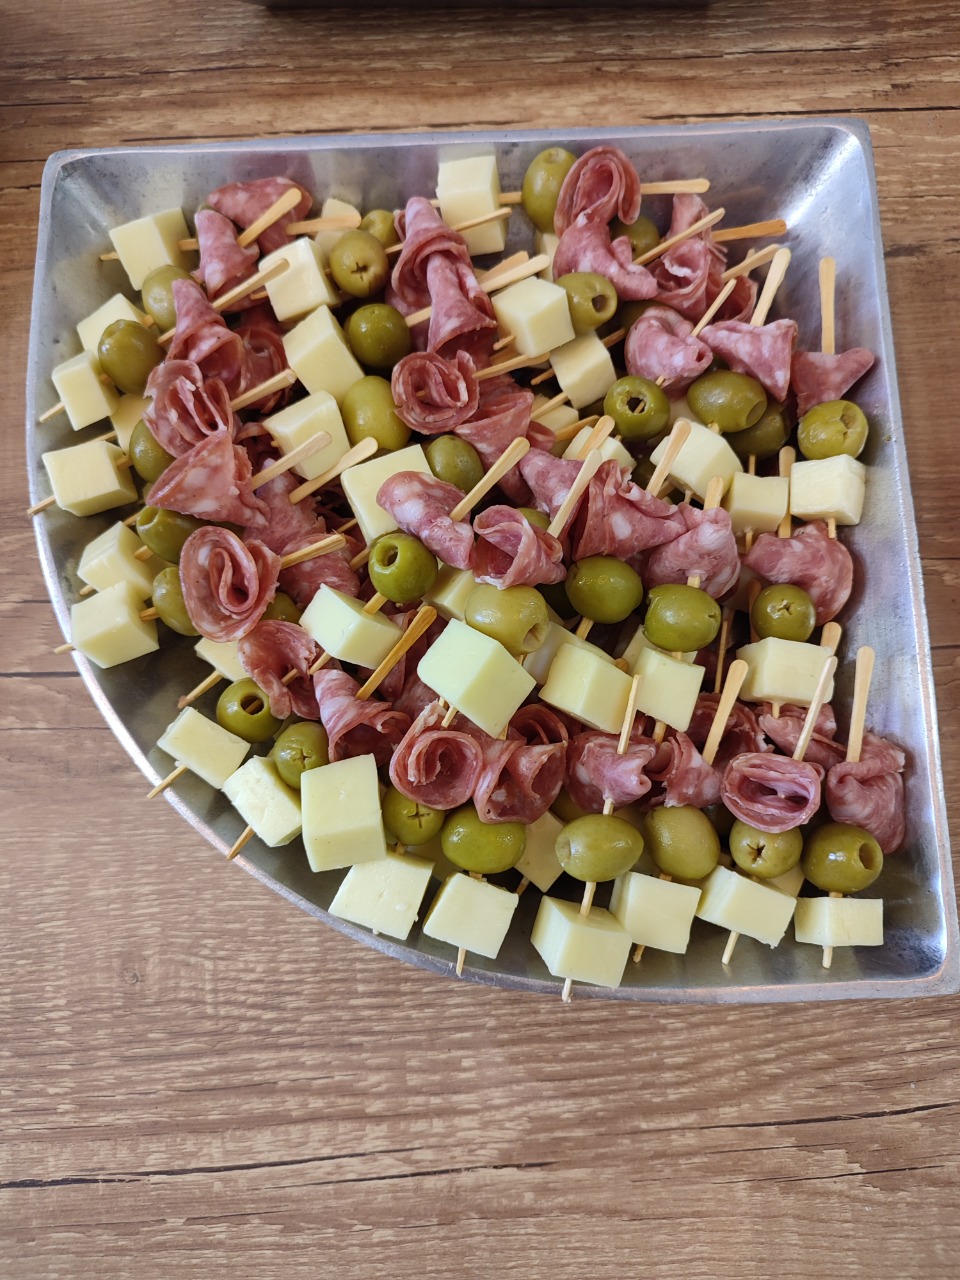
4;2;959;1275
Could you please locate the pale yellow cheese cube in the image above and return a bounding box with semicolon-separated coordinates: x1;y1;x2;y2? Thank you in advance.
649;419;742;500
157;707;249;789
523;621;615;686
194;637;246;683
70;580;159;669
610;872;701;954
330;850;434;940
532;896;632;989
110;393;150;452
300;585;402;669
417;619;535;738
722;472;789;535
737;637;835;706
491;277;575;357
263;391;349;480
283;305;363;404
314;197;362;259
768;865;806;898
513;810;564;892
301;753;387;873
620;621;696;670
109;207;192;290
562;426;633;471
724;564;760;615
260;236;338;321
436;153;505;256
549;332;616;409
535;230;560;281
42;439;137;517
77;294;150;355
695;865;796;947
423;873;519;958
668;395;705;428
340;442;432;544
423;565;478;621
540;642;632;734
77;521;158;598
794;896;883;947
531;396;580;454
632;646;705;733
51;351;120;431
790;455;866;526
222;756;302;848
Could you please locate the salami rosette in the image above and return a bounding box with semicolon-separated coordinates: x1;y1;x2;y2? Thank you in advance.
721;753;824;833
572;460;685;560
239;620;321;721
206;176;311;255
624;305;713;394
167;279;245;392
826;731;906;855
699;318;798;402
553;145;642;236
644;505;740;599
179;526;280;643
758;703;845;771
472;506;566;589
376;472;475;569
553;217;658;300
473;730;567;825
566;732;662;813
143;359;237;458
149;429;269;528
744;520;854;625
791;347;876;417
391;350;479;434
313;669;411;767
233;306;290;413
388;702;485;810
192;208;258;300
647;731;722;809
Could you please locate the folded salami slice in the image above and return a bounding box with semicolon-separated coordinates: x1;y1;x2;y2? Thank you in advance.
572;459;685;560
553;217;658;300
647;731;721;809
179;526;280;643
554;146;642;236
686;693;766;769
376;471;475;569
425;253;497;369
143;359;237;458
206;177;312;255
517;449;582;521
791;348;876;418
566;732;662;813
313;668;411;768
457;376;536;502
392;196;475;308
388;701;485;810
624;305;713;394
509;704;570;748
744;521;853;625
721;753;824;833
391;349;479;434
244;470;318;554
368;610;446;704
167;279;246;393
758;703;845;771
644;505;740;599
653;238;714;320
826;731;906;855
279;528;361;609
149;429;269;528
473;733;567;825
699;318;798;402
193;208;259;300
472;505;566;589
238;619;321;720
233;305;290;414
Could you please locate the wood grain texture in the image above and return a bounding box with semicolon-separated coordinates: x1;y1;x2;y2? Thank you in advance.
2;2;959;1276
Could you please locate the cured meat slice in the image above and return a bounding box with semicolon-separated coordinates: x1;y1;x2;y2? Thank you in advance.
566;732;662;813
458;376;534;467
206;177;312;255
647;731;722;809
149;430;269;528
644;505;740;599
714;271;758;323
425;253;497;369
234;305;290;413
391;196;475;308
392;349;479;434
721;753;824;833
394;671;442;721
699;318;798;402
758;703;845;771
472;505;566;589
517;449;582;521
653;237;714;320
826;731;906;854
572;459;685;560
552;218;658;300
389;701;485;810
510;704;570;747
376;472;475;569
238;619;320;720
179;526;280;643
554;146;642;236
279;531;361;608
313;668;411;767
192;208;258;299
167;279;245;392
791;348;876;418
473;732;567;825
744;521;854;625
371;611;446;704
686;693;766;769
624;305;713;394
143;359;237;458
244;470;317;554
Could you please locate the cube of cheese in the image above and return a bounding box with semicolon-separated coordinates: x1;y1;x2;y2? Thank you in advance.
632;647;705;733
491;277;575;357
649;419;742;500
722;472;789;535
109;207;192;290
620;621;696;669
768;864;806;898
790;455;867;526
523;621;616;686
423;873;519;958
549;332;616;410
423;565;478;621
610;872;701;954
157;707;249;790
513;810;564;892
737;636;835;706
340;442;432;544
283;306;364;404
668;395;705;428
695;865;797;947
562;426;633;471
77;294;151;355
222;756;302;848
540;642;632;734
260;236;338;321
330;850;434;940
70;581;159;669
300;585;402;669
794;896;883;947
531;396;580;454
50;351;120;431
77;521;159;599
532;896;632;989
301;753;388;872
263;391;349;480
417;619;535;738
110;393;150;452
436;153;506;256
314;197;362;259
535;230;560;281
195;637;247;683
42;439;137;517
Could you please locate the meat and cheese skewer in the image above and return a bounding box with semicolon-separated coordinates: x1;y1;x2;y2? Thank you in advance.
384;207;512;257
100;187;303;261
405;254;551;328
498;178;713;205
634;207;725;266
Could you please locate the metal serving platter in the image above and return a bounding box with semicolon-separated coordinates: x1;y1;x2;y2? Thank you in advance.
27;120;959;1002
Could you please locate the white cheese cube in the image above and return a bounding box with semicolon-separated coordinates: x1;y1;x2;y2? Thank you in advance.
794;896;883;947
523;621;615;686
157;707;249;789
77;521;158;599
50;351;120;431
632;647;705;733
222;756;302;848
263;391;349;480
610;872;701;954
695;865;796;947
532;396;580;455
540;642;632;734
260;236;338;320
423;873;519;958
283;305;364;404
417;619;535;738
110;393;150;452
300;585;402;669
436;153;505;256
724;564;760;615
737;637;835;706
668;395;705;428
314;197;362;259
340;442;432;544
513;810;564;892
77;294;151;355
70;581;159;669
301;753;387;873
620;621;696;670
549;332;617;410
109;207;192;290
722;472;789;535
649;418;742;500
42;439;137;517
195;637;246;683
491;277;575;357
532;896;632;989
562;426;633;470
423;565;478;621
535;230;560;281
790;455;867;526
330;850;434;940
767;865;806;898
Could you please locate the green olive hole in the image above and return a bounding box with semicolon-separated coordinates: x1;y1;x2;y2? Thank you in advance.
859;844;881;871
627;396;648;415
240;695;264;715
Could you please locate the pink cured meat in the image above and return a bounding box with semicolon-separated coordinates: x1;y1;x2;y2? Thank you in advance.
644;505;740;599
572;459;684;560
566;732;662;813
192;209;258;299
143;359;237;458
389;702;485;810
179;526;280;643
392;196;475;308
244;470;317;554
552;217;658;300
376;472;474;569
721;753;824;833
457;377;535;501
791;348;876;418
653;238;714;320
149;430;269;528
624;305;713;394
238;620;320;721
714;272;758;323
167;279;245;393
686;693;766;769
517;449;582;521
425;254;497;369
372;611;446;704
472;506;566;589
647;732;721;809
473;733;567;825
758;703;845;771
233;306;290;414
554;146;642;236
313;669;411;768
744;521;854;625
826;731;906;854
700;319;799;402
279;529;361;609
391;350;479;433
510;704;570;748
206;177;311;255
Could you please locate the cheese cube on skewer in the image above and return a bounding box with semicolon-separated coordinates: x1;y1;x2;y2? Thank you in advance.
790;455;866;526
260;237;339;320
300;585;402;669
109;207;192;290
222;756;302;848
340;442;432;544
738;636;835;707
549;332;616;410
695;866;797;947
722;472;789;535
50;352;120;431
491;277;575;357
110;394;150;452
70;581;159;669
195;637;247;683
540;643;632;734
524;622;616;687
263;392;349;480
157;708;249;790
314;197;362;259
330;850;434;940
532;896;632;989
620;621;696;670
632;647;705;734
531;396;580;454
301;754;388;873
610;872;701;955
423;874;519;959
649;419;742;500
513;811;564;892
282;305;364;404
535;231;560;281
77;294;151;354
417;619;535;739
423;565;478;621
436;153;506;256
42;439;137;517
562;427;633;470
768;865;806;898
77;521;162;599
794;896;883;947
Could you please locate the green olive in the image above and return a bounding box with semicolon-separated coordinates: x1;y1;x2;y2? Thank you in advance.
802;822;883;893
135;506;203;564
368;531;438;604
141;265;192;332
631;456;658;489
538;580;577;621
551;787;590;824
521;147;577;233
703;802;735;840
341;375;411;452
686;370;768;434
151;566;199;636
327;229;390;298
618;299;659;333
610;213;660;258
565;556;644;624
424;435;484;494
555;814;644;883
555;272;618;334
517;505;550;531
381;786;445;846
97;319;163;395
644;583;721;653
344;303;412;370
262;591;303;624
129;419;174;483
441;804;526;874
604;375;670;441
216;678;282;743
729;820;803;879
729;402;790;461
359;208;401;249
797;400;869;460
465;582;549;654
271;721;329;789
644;806;721;880
750;584;816;642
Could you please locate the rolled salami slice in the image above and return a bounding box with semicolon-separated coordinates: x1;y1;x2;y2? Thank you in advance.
553;217;658;300
279;528;361;609
245;470;318;554
721;753;824;833
572;459;685;560
234;305;290;414
509;703;571;747
143;359;237;458
425;253;497;369
193;208;258;300
687;693;766;769
167;279;245;393
376;471;475;569
554;146;642;236
391;349;479;434
791;348;876;418
149;429;269;528
313;668;411;767
472;505;566;589
516;449;582;521
392;196;475;308
566;732;662;813
758;703;845;771
473;733;567;825
389;701;485;810
744;521;854;625
179;526;280;643
825;731;906;855
238;619;320;720
644;505;740;599
647;731;721;809
206;177;312;255
699;318;798;402
653;237;714;320
624;305;713;394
